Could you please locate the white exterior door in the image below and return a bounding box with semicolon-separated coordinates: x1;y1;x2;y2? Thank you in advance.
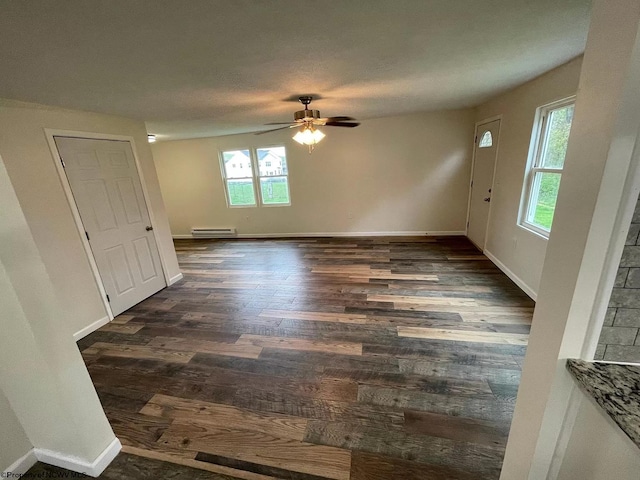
468;119;500;250
55;137;166;316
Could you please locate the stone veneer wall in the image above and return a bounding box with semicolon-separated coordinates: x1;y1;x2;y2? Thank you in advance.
595;195;640;361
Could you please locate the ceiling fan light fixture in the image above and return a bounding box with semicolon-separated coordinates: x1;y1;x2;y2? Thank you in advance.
293;125;325;150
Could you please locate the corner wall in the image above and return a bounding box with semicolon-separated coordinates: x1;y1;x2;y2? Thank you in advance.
0;154;117;474
0;390;31;473
0;99;180;336
476;57;583;297
151;109;475;237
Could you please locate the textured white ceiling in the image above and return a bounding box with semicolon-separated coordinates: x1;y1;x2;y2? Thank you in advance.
0;0;591;140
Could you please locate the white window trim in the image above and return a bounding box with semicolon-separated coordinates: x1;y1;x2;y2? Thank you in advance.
519;96;576;238
218;146;291;208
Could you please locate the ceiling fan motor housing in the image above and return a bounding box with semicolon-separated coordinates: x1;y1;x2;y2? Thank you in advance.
294;109;321;122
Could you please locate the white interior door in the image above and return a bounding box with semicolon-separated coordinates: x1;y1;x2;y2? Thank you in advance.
55;137;166;316
468;119;501;250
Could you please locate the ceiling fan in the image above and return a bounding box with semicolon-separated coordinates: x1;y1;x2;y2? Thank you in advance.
255;96;360;152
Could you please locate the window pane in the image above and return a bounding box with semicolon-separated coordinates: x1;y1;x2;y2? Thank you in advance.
540;104;574;169
260;177;290;204
527;172;561;231
227;179;256;206
478;131;493;148
257;146;287;177
222;150;252;178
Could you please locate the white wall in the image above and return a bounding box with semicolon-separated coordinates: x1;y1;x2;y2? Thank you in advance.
557;390;640;480
0;390;31;472
476;57;583;297
0;99;179;336
0;154;117;473
152;109;475;236
499;1;640;477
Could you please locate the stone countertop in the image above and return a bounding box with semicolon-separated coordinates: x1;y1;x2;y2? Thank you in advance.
567;359;640;448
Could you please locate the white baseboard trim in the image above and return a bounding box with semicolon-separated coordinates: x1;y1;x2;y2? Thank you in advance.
73;315;111;342
173;231;466;239
484;249;538;301
34;437;121;477
3;448;37;477
168;273;184;285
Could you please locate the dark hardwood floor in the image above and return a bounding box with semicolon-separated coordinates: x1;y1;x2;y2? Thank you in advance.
26;453;244;479
77;236;533;480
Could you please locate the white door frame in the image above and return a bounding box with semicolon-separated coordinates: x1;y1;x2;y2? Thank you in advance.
45;129;169;320
465;115;502;251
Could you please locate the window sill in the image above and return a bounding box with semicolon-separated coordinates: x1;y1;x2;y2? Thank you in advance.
260;203;291;208
518;222;550;240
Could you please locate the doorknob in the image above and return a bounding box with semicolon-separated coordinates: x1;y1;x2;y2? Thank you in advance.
483;197;491;203
146;226;153;231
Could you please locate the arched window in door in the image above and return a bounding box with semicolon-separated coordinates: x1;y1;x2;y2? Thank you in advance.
479;131;493;148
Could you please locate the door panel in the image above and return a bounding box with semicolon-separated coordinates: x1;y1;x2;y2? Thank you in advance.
55;137;166;316
468;119;500;250
133;237;158;281
116;178;143;224
105;245;136;294
85;179;118;231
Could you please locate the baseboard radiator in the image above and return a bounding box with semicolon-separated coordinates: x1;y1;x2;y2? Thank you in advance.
191;228;237;238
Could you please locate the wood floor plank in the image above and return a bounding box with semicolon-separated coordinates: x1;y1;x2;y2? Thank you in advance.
195;452;338;480
304;420;503;478
111;314;135;325
147;336;263;359
357;384;515;423
158;421;352;480
460;311;533;325
403;409;509;447
350;450;478;480
122;446;281;480
235;334;363;356
84;342;196;363
104;407;195;459
393;303;534;313
101;323;145;334
397;327;529;345
398;359;522;385
259;309;368;324
371;294;480;306
141;393;308;441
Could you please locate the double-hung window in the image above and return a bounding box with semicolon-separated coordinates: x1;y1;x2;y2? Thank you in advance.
220;146;290;207
520;98;575;236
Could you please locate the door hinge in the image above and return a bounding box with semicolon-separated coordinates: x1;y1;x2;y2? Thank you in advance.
61;159;66;168
475;135;478;144
85;231;90;241
470;180;473;188
106;294;110;303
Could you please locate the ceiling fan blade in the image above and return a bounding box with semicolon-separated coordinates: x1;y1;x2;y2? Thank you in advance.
324;122;360;128
254;125;298;135
314;116;355;125
325;116;355;122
